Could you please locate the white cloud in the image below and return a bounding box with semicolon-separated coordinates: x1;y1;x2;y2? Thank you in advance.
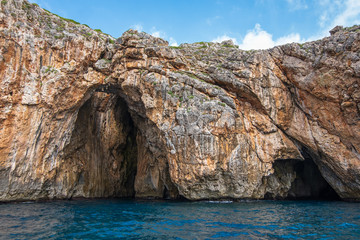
210;0;359;50
212;24;303;50
150;27;167;39
169;37;178;46
275;33;301;45
238;24;302;50
286;0;308;10
149;27;178;46
238;24;275;50
311;0;360;39
212;35;238;45
132;24;143;32
332;0;360;27
151;31;161;38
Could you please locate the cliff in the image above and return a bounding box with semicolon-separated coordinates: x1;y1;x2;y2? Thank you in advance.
0;0;359;201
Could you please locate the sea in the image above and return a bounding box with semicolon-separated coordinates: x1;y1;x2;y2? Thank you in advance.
0;199;359;239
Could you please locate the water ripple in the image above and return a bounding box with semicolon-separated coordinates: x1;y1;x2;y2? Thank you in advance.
0;200;359;239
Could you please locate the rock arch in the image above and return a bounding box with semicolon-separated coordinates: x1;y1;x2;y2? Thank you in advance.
54;83;179;199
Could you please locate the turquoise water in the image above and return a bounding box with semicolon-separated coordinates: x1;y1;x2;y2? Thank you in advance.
0;199;359;239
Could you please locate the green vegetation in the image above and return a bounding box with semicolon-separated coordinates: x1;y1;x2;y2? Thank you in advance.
22;1;31;10
152;82;157;85
34;78;43;87
62;17;80;25
167;90;175;97
1;0;7;5
45;9;80;25
196;42;208;49
222;44;238;48
297;43;311;53
54;34;64;39
218;102;226;107
185;72;198;79
179;96;183;102
32;3;39;7
201;71;210;76
344;25;359;31
188;95;194;100
32;3;118;44
56;26;64;32
101;58;111;63
44;66;58;73
170;46;183;49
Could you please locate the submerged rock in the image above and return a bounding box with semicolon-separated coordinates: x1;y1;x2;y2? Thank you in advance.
0;0;359;201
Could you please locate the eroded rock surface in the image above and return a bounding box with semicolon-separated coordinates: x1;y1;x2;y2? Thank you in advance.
0;0;359;201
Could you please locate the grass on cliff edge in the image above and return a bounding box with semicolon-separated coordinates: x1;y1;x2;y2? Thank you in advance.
43;8;81;25
39;5;114;39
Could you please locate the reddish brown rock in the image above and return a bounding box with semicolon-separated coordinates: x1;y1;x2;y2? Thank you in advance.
0;0;359;201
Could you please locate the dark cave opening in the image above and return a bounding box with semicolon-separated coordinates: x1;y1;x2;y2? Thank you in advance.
64;90;138;198
268;147;340;200
64;84;181;200
112;96;138;198
289;147;339;200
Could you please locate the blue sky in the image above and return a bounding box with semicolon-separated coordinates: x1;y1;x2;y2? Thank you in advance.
29;0;360;50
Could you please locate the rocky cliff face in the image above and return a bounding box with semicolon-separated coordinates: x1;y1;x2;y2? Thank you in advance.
0;0;359;201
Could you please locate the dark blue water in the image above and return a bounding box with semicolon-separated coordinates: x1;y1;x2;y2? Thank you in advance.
0;199;359;239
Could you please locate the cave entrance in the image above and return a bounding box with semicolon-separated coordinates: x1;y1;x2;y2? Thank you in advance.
62;88;138;198
267;147;340;200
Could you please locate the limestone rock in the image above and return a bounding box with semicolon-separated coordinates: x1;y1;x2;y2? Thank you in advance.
0;0;359;201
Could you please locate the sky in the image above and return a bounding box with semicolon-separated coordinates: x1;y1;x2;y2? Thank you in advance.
29;0;360;50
